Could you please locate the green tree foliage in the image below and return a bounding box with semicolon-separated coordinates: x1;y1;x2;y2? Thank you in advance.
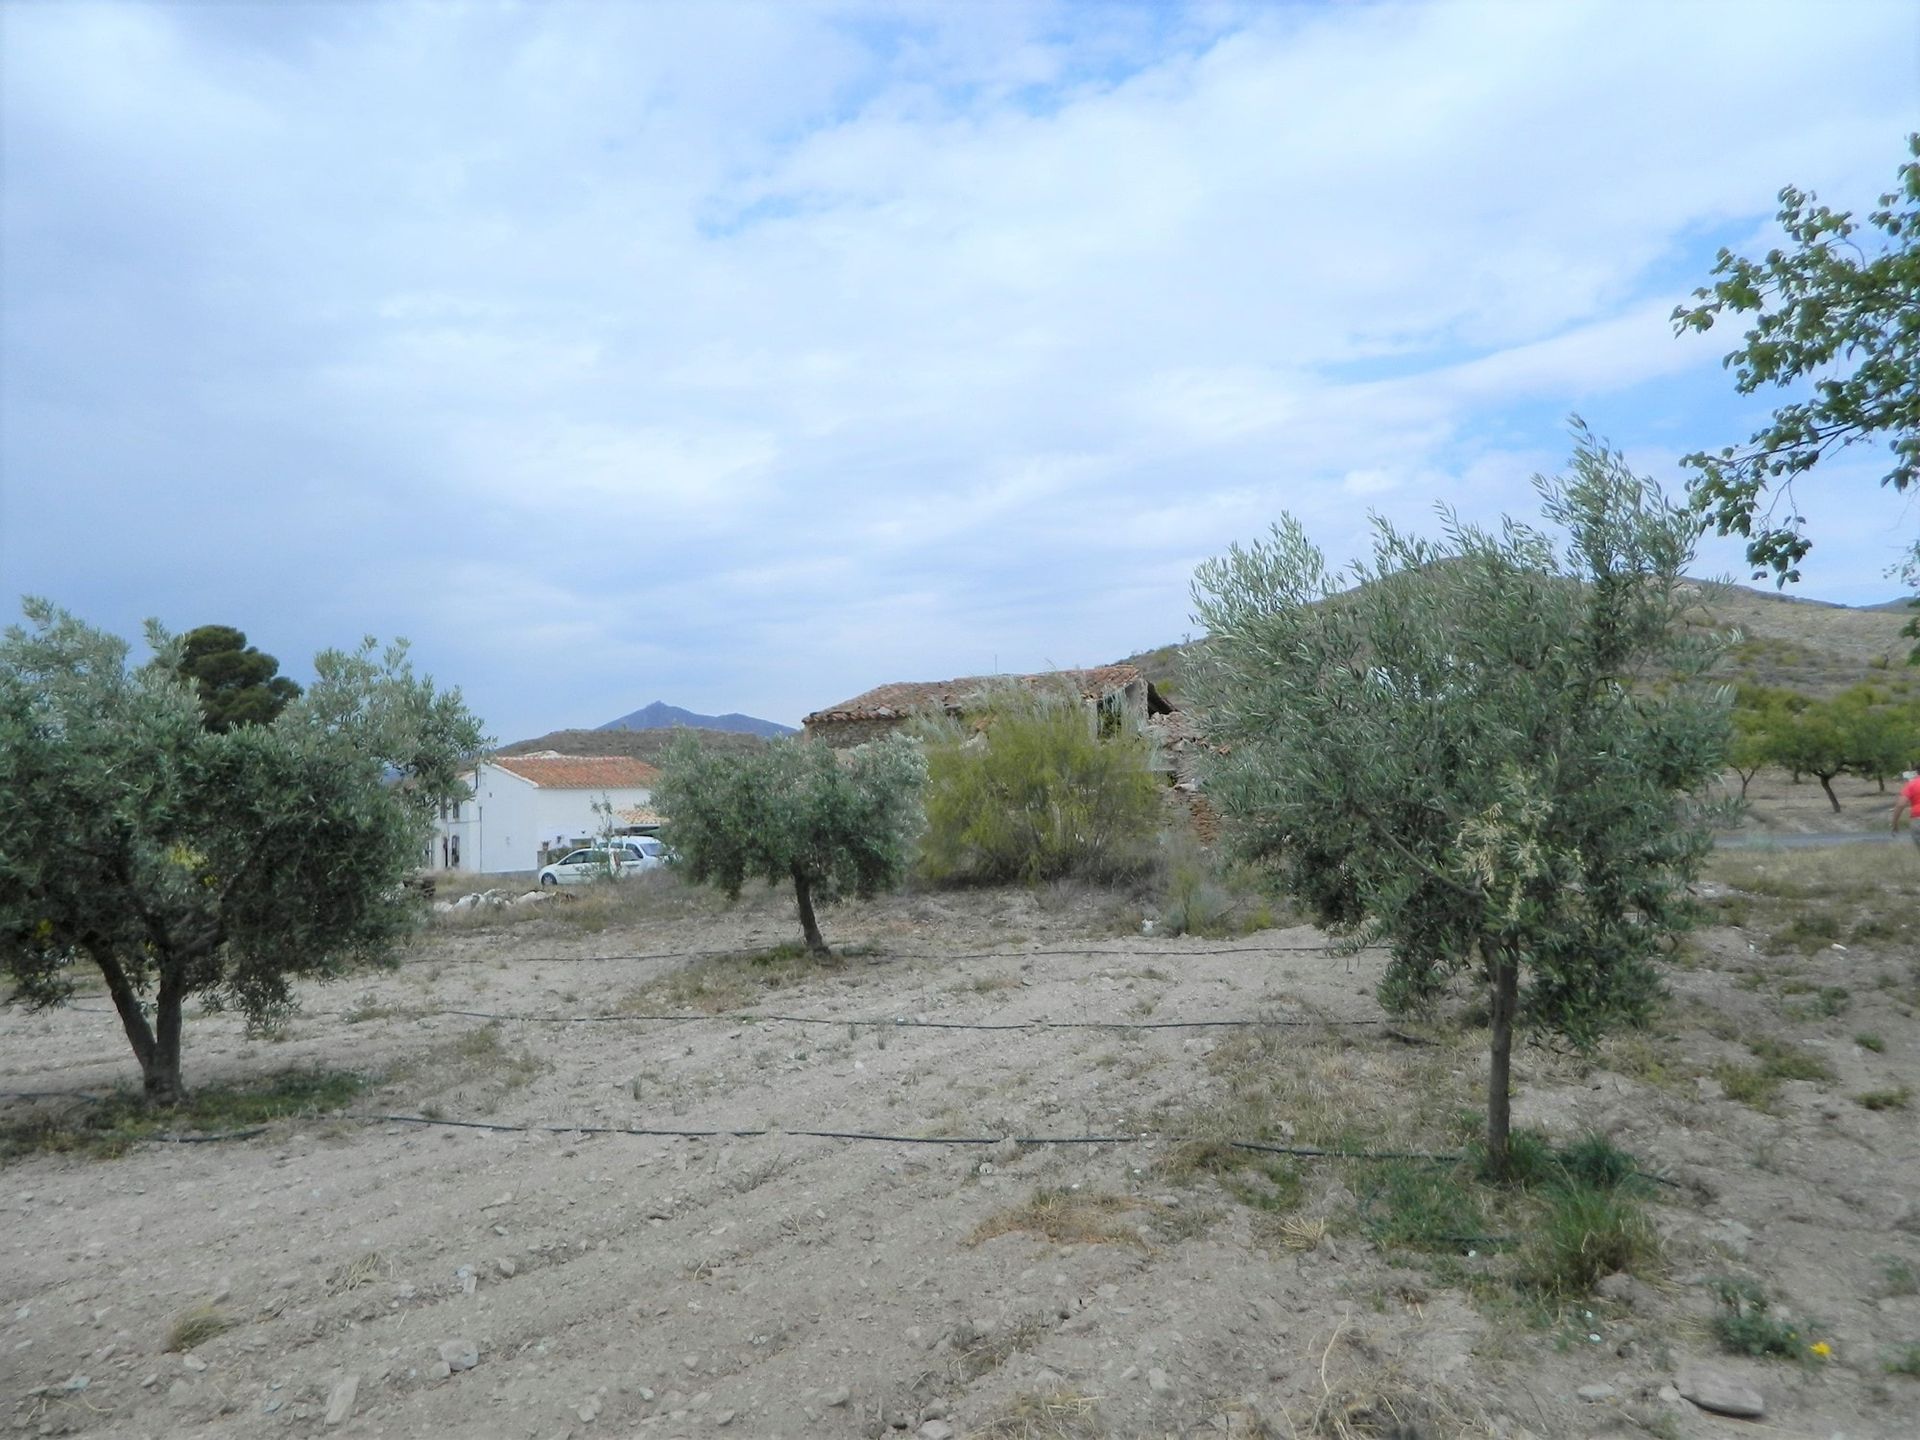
179;624;303;731
654;734;926;956
915;686;1163;885
1833;684;1917;793
1673;134;1919;584
1761;699;1851;812
1187;432;1730;1177
1757;685;1920;807
1727;685;1800;800
0;600;486;1104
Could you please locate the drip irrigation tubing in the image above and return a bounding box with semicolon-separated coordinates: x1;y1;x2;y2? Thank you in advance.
157;1111;1684;1188
322;1005;1389;1031
355;1111;1463;1164
401;939;1392;968
38;1001;1390;1033
0;1096;1682;1192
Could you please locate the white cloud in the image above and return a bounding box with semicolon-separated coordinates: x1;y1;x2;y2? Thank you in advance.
4;0;1916;737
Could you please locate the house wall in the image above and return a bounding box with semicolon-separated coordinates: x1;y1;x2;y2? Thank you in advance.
424;764;654;875
803;716;906;749
808;682;1152;750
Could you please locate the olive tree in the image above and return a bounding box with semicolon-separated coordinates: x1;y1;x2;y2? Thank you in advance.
655;733;926;956
0;600;485;1104
1187;432;1730;1177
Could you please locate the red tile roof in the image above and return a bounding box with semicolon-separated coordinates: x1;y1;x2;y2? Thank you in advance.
490;754;661;789
803;665;1147;726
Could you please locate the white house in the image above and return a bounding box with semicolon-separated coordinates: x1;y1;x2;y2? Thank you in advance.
426;752;661;876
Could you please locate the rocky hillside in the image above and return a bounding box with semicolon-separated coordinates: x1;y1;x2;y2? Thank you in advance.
1125;580;1913;701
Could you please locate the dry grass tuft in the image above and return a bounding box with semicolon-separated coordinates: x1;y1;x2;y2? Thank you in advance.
619;943;860;1015
1273;1214;1329;1251
969;1188;1164;1250
326;1251;395;1294
1303;1328;1481;1439
386;1023;545;1116
976;1389;1106;1439
163;1304;233;1353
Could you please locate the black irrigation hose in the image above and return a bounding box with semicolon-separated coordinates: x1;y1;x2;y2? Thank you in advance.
1;1097;1683;1194
0;1089;107;1104
404;940;1392;968
357;1111;1465;1163
44;1000;1388;1032
359;1005;1388;1032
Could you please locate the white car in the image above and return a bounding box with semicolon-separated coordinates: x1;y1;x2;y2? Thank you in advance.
537;840;664;887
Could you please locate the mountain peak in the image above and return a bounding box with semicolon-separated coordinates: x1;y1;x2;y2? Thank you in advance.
597;701;794;738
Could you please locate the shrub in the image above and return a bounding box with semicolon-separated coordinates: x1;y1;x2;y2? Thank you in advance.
916;686;1161;885
1710;1277;1811;1359
1519;1182;1659;1298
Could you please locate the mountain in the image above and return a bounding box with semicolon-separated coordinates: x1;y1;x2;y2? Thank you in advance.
597;701;795;738
498;727;769;761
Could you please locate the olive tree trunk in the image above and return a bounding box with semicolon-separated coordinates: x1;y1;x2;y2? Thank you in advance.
97;956;187;1105
1484;943;1519;1181
791;866;831;958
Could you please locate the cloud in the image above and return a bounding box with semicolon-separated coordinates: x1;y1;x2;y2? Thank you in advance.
4;0;1916;737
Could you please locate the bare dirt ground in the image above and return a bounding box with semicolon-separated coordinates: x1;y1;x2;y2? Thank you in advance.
1725;769;1908;839
3;858;1917;1440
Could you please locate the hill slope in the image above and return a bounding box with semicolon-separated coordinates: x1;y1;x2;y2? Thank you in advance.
1125;580;1912;701
497;727;769;761
599;701;794;737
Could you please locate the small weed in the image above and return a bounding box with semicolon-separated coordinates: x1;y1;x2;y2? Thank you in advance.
1886;1344;1920;1378
1856;1033;1887;1053
1517;1182;1659;1298
343;992;397;1024
619;944;848;1015
1764;909;1844;954
387;1025;543;1115
1160;1140;1304;1213
950;1314;1054;1384
164;1304;234;1352
970;1188;1162;1250
326;1252;395;1294
1555;1132;1645;1192
1880;1258;1920;1297
1715;1062;1780;1109
1811;985;1851;1017
0;1070;368;1163
1854;1084;1913;1112
977;1388;1105;1438
1363;1163;1489;1252
1717;1037;1835;1112
1748;1036;1835;1081
1710;1277;1810;1359
1605;1034;1696;1092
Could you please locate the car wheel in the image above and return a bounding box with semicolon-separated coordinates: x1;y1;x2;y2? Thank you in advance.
540;874;557;887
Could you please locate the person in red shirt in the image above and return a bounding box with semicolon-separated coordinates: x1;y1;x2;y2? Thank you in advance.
1895;771;1920;848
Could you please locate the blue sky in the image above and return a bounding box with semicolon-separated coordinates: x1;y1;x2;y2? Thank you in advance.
3;1;1916;741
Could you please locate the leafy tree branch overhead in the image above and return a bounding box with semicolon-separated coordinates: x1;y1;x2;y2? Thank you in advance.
1673;133;1918;584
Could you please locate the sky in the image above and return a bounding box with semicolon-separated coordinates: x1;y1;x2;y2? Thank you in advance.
3;0;1917;741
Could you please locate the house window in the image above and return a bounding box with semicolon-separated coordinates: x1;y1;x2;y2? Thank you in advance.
448;835;461;869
